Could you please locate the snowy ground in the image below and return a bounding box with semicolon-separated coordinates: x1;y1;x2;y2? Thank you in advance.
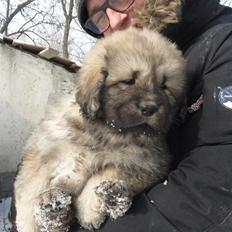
0;197;12;232
0;173;14;232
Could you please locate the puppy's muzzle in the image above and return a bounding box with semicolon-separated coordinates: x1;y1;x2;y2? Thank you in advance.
139;102;158;117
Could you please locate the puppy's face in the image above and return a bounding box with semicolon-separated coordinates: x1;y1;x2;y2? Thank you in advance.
76;28;185;133
102;68;171;131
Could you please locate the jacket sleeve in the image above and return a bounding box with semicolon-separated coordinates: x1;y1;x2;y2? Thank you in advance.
74;25;232;232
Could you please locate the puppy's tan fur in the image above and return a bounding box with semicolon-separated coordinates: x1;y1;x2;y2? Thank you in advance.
14;28;185;232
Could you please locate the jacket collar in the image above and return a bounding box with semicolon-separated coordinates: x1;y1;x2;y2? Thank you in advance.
166;0;223;50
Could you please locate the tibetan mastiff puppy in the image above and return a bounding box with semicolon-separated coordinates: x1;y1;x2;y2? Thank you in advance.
13;27;185;232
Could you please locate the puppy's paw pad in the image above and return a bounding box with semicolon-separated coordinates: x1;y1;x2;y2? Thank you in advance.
34;188;72;232
95;180;132;219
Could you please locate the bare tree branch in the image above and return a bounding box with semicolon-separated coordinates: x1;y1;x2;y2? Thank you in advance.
17;29;50;46
0;0;95;63
4;0;10;34
61;0;74;58
0;0;35;34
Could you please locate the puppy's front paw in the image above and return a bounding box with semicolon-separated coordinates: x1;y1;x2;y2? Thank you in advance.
95;180;132;219
77;209;105;230
34;188;72;232
75;192;106;230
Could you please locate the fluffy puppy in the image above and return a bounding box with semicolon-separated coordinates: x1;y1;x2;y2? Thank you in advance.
13;27;185;232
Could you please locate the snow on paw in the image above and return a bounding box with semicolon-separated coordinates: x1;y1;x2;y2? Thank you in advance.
34;188;73;232
95;180;132;219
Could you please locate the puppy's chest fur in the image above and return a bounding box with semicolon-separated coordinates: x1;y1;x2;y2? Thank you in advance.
30;93;169;188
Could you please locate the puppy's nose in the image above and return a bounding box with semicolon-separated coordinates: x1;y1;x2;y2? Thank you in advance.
139;103;158;116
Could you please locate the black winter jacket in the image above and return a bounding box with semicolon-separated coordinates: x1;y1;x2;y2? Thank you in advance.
75;1;232;231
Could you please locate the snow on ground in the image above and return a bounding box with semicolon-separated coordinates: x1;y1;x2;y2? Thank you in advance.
0;197;12;232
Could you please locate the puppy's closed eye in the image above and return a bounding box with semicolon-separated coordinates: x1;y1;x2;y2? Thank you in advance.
160;75;167;89
121;71;139;85
101;69;109;79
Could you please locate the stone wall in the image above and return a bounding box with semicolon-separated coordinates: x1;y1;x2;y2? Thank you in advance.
0;43;76;172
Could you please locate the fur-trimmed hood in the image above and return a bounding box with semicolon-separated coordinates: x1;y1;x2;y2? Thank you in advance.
137;0;182;32
138;0;222;49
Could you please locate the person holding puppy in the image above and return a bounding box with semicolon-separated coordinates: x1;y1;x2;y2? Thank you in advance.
76;0;232;231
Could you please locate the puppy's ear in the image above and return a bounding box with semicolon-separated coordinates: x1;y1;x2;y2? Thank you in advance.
76;46;108;119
